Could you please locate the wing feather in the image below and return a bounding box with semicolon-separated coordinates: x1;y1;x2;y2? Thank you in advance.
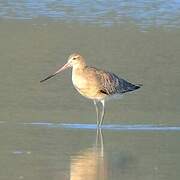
86;67;140;96
100;72;140;95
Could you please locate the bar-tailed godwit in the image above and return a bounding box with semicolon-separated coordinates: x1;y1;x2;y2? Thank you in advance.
40;53;141;127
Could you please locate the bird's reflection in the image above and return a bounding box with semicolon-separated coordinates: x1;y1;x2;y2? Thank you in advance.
70;129;107;180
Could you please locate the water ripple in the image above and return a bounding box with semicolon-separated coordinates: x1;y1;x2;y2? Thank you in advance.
23;122;180;131
0;0;180;28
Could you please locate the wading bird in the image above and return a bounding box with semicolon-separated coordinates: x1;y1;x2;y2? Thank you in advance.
40;53;141;127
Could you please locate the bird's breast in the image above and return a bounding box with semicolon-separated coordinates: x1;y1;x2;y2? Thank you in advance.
72;73;88;90
72;70;100;99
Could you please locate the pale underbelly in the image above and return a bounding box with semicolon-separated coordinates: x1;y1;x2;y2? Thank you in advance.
74;85;106;100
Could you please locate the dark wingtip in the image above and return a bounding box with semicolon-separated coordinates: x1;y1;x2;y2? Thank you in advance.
40;74;55;83
135;84;142;89
134;84;142;90
129;84;142;91
135;86;140;90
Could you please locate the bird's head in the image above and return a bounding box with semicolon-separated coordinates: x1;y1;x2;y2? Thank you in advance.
67;53;86;68
40;53;86;83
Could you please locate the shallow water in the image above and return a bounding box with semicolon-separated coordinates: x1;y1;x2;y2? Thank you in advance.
0;1;180;180
0;20;180;124
1;122;180;180
0;0;180;29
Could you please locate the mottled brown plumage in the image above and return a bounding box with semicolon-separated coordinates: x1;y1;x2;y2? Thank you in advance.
40;53;141;127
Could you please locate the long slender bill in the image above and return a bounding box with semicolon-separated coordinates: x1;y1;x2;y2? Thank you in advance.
40;74;56;83
40;62;71;83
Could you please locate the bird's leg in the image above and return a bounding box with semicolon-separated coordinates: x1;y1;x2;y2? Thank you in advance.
99;100;105;127
99;128;104;157
93;100;99;126
96;127;99;146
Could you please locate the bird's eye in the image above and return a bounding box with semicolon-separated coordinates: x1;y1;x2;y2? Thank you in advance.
73;57;76;60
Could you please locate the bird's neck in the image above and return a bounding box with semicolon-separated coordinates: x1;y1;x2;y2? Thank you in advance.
72;63;86;73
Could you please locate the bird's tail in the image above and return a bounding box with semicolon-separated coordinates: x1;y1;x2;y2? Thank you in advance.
134;83;142;90
136;83;143;87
